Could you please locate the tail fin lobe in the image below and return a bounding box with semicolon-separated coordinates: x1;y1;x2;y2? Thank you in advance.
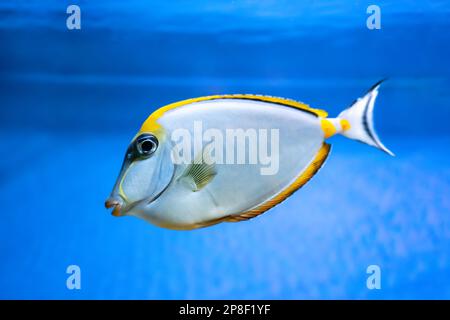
338;80;394;156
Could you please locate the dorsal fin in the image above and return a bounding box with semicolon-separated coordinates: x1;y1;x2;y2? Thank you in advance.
140;94;328;133
225;142;332;222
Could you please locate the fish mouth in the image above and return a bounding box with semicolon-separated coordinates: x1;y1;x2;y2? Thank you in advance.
104;189;164;218
105;164;175;218
105;198;124;217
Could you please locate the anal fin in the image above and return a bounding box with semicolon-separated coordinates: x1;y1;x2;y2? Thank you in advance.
225;142;331;222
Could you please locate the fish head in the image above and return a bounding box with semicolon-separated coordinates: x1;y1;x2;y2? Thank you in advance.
105;130;174;217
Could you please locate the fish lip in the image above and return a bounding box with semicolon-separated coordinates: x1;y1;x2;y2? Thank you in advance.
105;168;174;218
105;198;124;217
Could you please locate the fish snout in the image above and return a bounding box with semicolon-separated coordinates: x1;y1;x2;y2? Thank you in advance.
105;197;124;217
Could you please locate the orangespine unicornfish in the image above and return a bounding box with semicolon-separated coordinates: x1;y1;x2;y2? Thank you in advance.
105;80;394;230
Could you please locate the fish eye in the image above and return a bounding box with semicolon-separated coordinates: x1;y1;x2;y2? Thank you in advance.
136;134;158;156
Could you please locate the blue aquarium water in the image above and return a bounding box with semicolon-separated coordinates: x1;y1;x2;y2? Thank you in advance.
1;0;450;299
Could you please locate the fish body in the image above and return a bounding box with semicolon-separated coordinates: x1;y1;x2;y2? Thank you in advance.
106;81;393;230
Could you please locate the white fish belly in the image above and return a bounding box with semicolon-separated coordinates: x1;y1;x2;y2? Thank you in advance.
151;99;325;227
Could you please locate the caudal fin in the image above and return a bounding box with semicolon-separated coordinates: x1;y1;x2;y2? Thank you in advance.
338;80;394;156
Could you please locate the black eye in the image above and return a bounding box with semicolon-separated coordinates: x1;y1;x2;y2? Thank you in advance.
136;135;158;156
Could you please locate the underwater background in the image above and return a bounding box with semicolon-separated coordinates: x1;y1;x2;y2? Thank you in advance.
1;0;450;299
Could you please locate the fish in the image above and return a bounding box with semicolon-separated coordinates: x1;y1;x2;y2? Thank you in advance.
105;80;393;230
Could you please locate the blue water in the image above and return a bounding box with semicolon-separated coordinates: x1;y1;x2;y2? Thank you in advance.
1;0;450;299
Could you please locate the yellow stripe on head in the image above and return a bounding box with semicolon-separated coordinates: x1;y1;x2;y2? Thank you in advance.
139;112;165;141
140;116;163;133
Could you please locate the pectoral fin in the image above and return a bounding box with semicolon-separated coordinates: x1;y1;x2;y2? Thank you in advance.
178;144;217;192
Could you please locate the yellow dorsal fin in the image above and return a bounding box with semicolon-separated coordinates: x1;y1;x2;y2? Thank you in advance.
224;142;332;223
140;94;328;133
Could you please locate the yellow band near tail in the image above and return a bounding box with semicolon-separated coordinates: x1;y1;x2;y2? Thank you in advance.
321;118;351;139
321;119;337;138
340;119;351;131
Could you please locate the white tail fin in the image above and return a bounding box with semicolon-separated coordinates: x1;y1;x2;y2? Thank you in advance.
338;80;394;156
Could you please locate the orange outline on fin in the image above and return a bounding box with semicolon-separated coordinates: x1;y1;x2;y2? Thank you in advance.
225;142;332;222
140;94;328;134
